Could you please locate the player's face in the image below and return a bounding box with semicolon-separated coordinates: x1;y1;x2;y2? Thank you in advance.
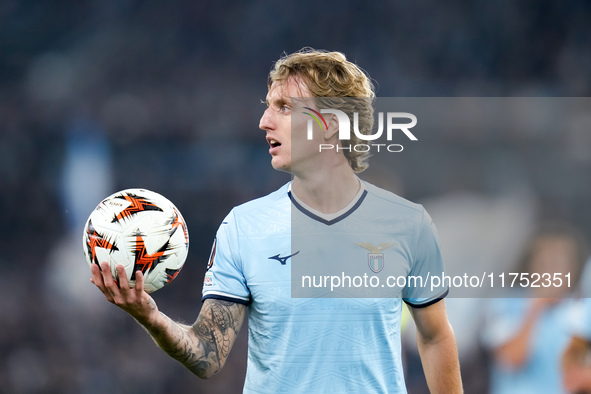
259;77;319;174
529;235;577;297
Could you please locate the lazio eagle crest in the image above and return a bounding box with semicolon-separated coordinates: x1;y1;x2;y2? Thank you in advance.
355;243;396;273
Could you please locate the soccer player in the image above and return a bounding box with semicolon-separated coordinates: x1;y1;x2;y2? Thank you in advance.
483;227;584;394
563;297;591;393
91;48;462;393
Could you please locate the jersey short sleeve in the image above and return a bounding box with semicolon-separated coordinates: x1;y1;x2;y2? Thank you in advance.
202;210;250;305
403;207;449;307
572;297;591;340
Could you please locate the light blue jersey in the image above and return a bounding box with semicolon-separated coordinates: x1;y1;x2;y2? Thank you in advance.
573;297;591;340
202;181;448;393
483;298;575;394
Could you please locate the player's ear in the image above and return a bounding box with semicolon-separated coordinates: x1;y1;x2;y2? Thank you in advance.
324;113;340;141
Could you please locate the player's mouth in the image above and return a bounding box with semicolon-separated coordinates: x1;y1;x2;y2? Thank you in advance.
267;137;282;154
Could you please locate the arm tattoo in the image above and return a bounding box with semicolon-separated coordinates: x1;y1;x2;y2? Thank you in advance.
151;299;245;378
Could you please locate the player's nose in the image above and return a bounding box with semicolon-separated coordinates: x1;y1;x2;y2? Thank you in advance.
259;107;275;131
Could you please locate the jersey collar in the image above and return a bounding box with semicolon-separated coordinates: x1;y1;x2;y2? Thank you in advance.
288;180;368;226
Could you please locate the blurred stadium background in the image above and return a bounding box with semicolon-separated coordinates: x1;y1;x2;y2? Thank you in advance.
1;0;591;392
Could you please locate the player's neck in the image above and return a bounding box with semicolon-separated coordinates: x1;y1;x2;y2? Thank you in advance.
291;164;360;215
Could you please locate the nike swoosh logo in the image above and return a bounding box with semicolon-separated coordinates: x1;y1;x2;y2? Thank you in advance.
268;251;300;265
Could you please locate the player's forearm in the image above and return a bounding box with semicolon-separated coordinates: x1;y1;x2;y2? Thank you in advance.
141;299;245;379
562;337;591;392
494;300;544;368
143;312;221;378
562;336;589;368
417;331;463;394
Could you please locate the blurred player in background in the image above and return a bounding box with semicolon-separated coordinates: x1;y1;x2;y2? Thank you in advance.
91;48;462;393
563;297;591;393
483;225;587;394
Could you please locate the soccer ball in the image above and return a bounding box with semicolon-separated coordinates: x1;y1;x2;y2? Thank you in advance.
83;188;189;293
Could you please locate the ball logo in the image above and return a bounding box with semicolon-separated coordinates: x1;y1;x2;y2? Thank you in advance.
303;108;418;153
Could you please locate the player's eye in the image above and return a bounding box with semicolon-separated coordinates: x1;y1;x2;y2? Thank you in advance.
279;105;290;113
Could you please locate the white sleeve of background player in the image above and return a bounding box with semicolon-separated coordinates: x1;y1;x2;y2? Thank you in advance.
201;210;250;305
403;207;449;308
572;298;591;340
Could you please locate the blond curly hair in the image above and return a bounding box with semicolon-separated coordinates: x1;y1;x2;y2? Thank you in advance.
268;48;376;172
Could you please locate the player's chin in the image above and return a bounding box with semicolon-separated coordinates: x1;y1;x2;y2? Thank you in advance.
270;158;291;173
